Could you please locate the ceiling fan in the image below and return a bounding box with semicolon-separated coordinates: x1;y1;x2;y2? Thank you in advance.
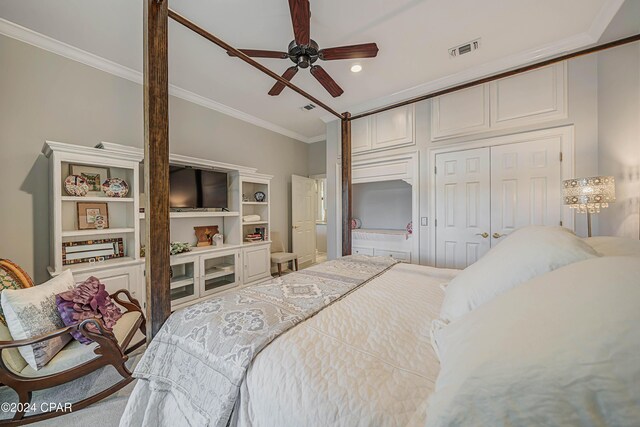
227;0;379;98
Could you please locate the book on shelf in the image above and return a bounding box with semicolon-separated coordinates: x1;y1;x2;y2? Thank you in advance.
245;226;267;242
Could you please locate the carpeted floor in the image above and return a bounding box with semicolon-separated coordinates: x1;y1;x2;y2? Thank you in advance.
0;351;142;426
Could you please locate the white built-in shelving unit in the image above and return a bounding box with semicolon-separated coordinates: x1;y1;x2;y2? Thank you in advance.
44;141;273;311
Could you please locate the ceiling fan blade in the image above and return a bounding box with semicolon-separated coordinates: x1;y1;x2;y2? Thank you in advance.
268;66;299;96
310;65;344;98
227;49;289;59
318;43;379;60
288;0;310;46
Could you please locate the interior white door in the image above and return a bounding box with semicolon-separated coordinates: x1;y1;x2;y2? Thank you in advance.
435;148;491;269
490;138;562;244
292;175;317;265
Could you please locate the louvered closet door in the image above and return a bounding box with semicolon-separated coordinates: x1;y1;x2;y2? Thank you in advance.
435;148;491;269
490;138;562;245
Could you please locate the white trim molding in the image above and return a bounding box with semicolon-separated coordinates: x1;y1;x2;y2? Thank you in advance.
0;18;324;144
321;0;623;123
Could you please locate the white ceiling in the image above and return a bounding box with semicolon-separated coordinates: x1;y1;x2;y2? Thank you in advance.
0;0;626;142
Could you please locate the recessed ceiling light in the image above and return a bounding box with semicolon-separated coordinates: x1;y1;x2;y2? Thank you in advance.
350;64;362;73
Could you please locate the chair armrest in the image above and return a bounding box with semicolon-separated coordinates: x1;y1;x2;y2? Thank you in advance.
0;324;79;350
0;319;118;351
110;289;144;314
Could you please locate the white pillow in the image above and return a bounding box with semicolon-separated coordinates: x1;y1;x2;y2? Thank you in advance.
439;226;598;322
584;236;640;257
427;256;640;427
1;269;75;370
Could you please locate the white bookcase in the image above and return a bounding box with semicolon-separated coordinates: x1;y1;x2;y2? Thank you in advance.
44;141;273;312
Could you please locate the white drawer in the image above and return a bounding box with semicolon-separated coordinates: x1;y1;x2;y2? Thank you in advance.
353;246;374;256
373;249;411;262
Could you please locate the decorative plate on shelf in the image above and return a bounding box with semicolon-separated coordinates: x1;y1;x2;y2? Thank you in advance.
102;178;129;197
254;191;266;202
64;175;89;197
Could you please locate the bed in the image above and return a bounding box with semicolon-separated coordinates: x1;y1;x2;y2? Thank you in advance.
121;230;640;427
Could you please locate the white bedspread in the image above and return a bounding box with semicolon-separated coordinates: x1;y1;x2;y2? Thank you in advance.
232;263;458;427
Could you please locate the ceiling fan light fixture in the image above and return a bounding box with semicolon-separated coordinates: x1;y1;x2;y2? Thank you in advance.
350;64;363;73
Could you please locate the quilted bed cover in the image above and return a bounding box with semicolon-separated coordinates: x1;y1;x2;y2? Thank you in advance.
121;259;457;426
232;262;457;427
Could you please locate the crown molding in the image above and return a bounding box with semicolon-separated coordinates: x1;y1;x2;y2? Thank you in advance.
587;0;626;40
321;0;623;123
307;134;327;143
0;18;325;144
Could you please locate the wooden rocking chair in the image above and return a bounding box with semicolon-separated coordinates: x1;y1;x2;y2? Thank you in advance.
0;289;146;425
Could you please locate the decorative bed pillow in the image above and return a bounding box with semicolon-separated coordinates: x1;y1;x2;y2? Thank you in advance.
583;236;640;257
427;256;640;426
1;269;75;370
56;276;122;344
0;259;34;325
439;226;598;322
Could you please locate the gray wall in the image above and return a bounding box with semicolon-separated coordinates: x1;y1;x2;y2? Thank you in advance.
352;181;412;230
597;43;640;238
0;34;310;282
307;140;327;176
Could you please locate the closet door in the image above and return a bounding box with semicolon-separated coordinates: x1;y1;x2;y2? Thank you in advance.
435;148;491;269
490;138;562;244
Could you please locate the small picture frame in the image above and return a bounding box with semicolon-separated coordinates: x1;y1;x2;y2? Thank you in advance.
77;202;109;230
70;164;110;194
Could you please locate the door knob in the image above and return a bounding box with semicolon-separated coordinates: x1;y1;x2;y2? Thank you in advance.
493;232;506;239
475;232;489;239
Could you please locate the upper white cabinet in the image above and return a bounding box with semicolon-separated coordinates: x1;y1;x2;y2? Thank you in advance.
490;62;566;128
351;105;415;155
431;63;567;141
351;117;372;154
372;105;414;149
431;85;490;140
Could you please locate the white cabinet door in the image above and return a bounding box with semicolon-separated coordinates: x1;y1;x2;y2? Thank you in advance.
431;85;490;140
490;138;562;244
372;105;414;149
435;148;492;269
351;117;372;154
73;264;142;305
200;250;240;296
490;63;566;128
243;244;271;284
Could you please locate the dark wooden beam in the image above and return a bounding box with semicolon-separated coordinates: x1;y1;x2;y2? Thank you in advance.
144;0;171;340
341;112;352;256
168;9;343;120
350;33;640;121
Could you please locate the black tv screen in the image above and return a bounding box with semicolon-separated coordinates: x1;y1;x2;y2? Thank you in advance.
169;166;228;209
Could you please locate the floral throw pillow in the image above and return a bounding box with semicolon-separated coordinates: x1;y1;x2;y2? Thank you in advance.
56;276;123;345
1;270;75;370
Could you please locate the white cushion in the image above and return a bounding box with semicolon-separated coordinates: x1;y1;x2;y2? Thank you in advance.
439;226;598;322
1;270;75;370
0;321;28;373
271;252;297;263
428;256;640;427
584;236;640;257
17;311;142;377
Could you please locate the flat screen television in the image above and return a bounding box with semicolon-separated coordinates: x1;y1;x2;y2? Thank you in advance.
169;166;228;209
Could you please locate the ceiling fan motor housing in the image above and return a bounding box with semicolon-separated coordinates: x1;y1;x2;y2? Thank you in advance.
288;39;319;68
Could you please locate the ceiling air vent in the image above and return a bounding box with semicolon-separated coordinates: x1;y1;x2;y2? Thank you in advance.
449;38;481;58
301;103;317;111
